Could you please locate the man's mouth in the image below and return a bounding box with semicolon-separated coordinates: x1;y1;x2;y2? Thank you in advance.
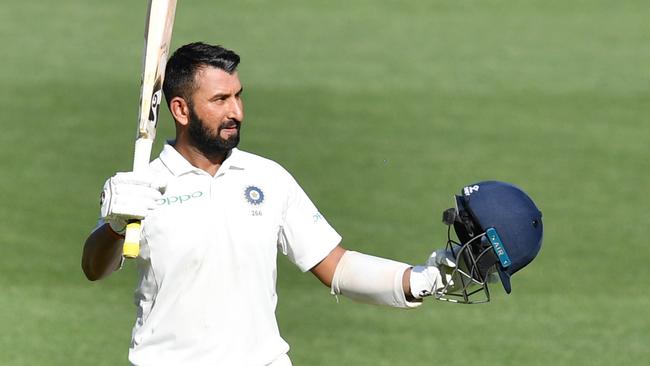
220;120;240;131
219;121;240;139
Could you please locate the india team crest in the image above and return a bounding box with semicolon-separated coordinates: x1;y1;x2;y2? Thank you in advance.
244;186;264;205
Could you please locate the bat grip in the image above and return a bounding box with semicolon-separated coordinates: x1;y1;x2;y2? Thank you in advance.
123;220;142;258
123;138;154;259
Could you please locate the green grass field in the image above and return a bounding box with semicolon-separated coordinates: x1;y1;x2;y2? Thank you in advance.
1;0;649;364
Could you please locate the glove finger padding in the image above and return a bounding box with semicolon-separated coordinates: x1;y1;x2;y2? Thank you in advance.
426;248;457;268
110;172;167;192
410;247;458;299
100;172;167;222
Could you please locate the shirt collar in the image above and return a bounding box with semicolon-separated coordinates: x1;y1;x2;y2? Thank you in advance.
159;142;245;177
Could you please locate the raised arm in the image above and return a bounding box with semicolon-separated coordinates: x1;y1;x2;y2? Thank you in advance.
82;224;124;281
81;171;167;281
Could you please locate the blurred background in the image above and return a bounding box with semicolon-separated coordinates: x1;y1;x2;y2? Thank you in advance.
1;0;648;365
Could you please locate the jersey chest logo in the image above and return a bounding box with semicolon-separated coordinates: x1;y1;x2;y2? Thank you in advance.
244;185;265;206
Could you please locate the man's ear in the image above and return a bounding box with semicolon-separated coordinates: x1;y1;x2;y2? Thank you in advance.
170;97;190;126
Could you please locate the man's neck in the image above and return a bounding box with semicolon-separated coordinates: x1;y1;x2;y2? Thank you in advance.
172;141;229;176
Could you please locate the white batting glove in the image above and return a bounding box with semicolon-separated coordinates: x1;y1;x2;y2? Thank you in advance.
409;248;457;299
100;172;167;235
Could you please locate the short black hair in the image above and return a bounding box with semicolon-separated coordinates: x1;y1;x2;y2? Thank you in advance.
162;42;240;106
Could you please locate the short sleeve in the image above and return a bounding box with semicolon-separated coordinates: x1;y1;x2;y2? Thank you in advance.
277;174;341;272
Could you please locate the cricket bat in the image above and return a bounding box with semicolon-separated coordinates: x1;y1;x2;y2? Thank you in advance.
123;0;178;258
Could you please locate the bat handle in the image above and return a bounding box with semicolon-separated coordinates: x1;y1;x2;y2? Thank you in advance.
123;220;142;258
123;138;154;258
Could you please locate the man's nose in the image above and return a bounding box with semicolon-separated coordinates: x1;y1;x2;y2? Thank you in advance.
228;98;244;122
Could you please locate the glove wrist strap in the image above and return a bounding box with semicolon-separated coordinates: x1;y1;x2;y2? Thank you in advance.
410;265;438;299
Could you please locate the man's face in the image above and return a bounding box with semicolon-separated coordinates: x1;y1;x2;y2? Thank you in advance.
186;66;244;156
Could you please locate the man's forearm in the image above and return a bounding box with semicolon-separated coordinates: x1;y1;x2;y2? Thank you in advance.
81;224;124;281
328;250;422;308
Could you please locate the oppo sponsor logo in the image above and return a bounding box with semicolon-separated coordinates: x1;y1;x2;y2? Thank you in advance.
157;191;204;205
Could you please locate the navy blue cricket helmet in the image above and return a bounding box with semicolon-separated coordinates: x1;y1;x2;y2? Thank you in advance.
439;181;543;303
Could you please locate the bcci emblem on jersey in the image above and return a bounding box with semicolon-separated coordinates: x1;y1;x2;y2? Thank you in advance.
244;186;265;205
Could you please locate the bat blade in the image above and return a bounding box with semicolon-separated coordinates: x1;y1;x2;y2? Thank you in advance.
123;0;177;259
136;0;177;149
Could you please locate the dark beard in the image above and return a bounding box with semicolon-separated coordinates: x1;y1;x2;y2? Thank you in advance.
187;105;241;158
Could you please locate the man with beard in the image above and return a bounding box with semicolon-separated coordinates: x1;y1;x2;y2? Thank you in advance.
82;42;457;366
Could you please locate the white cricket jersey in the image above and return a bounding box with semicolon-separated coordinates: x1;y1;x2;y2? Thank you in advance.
127;144;342;366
